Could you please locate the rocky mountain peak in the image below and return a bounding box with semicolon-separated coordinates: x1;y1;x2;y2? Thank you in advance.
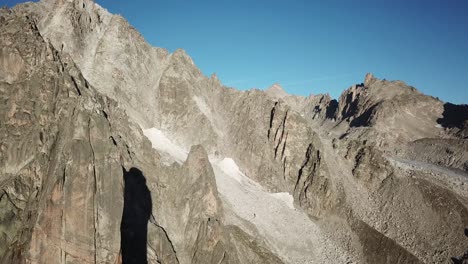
265;83;288;99
364;72;377;87
172;48;195;65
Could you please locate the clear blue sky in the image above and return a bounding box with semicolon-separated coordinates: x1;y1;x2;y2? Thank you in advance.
6;0;468;104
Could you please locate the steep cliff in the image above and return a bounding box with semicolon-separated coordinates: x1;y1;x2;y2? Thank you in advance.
0;8;282;264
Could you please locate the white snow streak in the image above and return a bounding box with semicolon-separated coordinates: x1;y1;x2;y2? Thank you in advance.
270;192;295;209
142;128;188;163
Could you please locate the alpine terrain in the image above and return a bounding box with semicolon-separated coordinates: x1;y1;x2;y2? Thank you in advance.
1;0;467;263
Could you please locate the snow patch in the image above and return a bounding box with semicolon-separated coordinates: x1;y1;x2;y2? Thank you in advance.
142;128;188;163
270;192;295;209
213;158;245;183
216;158;243;183
211;157;261;187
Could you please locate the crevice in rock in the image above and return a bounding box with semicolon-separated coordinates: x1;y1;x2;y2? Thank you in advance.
274;110;288;159
70;76;81;96
124;142;133;160
121;167;152;264
281;132;288;159
149;216;180;264
61;166;66;187
88;117;98;264
273;122;281;143
267;102;278;139
109;136;117;146
102;110;109;120
295;143;313;192
305;152;319;198
296;149;321;207
217;251;227;264
304;184;310;200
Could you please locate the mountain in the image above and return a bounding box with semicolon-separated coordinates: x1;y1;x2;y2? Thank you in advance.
265;83;289;99
1;0;467;263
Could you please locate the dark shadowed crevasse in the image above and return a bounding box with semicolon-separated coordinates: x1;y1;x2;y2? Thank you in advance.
121;167;152;264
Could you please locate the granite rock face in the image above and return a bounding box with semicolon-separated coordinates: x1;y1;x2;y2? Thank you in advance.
0;9;176;263
2;0;468;263
0;8;281;264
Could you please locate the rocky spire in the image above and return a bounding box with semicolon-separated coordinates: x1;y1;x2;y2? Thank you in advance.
364;72;377;87
265;83;288;99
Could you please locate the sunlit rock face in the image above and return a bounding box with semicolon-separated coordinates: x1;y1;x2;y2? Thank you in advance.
1;0;467;263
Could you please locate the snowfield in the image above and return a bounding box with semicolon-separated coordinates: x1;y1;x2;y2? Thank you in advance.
143;128;188;163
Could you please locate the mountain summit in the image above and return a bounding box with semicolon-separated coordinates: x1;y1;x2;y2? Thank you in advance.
265;83;289;99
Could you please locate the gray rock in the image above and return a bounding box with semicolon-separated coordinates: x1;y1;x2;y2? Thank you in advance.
0;7;283;264
2;1;468;263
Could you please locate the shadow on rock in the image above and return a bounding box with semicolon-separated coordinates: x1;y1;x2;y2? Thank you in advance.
437;103;468;129
121;167;152;264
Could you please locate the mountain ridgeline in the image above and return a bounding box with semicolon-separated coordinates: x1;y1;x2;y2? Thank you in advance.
1;0;467;263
